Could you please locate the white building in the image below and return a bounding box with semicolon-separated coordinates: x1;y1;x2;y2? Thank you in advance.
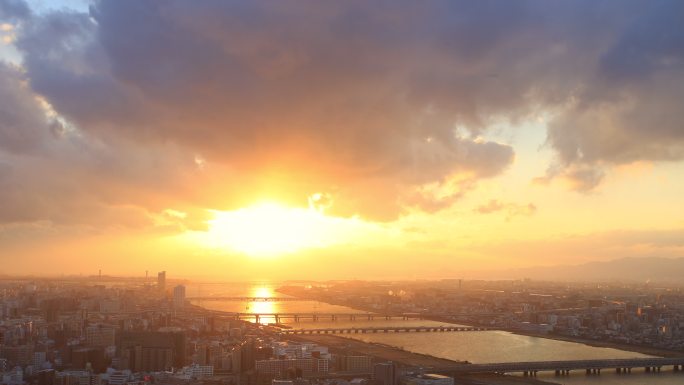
272;380;294;385
103;368;132;385
57;370;93;385
187;364;214;378
256;358;327;376
33;352;46;369
403;374;453;385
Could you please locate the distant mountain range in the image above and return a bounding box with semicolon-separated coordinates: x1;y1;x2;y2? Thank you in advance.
478;257;684;283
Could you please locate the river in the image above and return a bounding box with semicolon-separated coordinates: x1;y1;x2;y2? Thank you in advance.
188;282;683;385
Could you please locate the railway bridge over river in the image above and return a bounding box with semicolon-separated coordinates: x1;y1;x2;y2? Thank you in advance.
279;325;489;334
208;312;503;323
434;357;684;377
188;296;311;302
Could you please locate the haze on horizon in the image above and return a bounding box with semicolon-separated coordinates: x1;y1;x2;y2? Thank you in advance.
0;0;683;280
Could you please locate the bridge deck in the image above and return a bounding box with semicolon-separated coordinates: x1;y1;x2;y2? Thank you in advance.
216;312;503;318
188;297;310;301
280;326;489;334
435;358;684;374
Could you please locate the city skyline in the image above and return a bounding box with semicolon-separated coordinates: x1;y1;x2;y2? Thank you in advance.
0;0;683;279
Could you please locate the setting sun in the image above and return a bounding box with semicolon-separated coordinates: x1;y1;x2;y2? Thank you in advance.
204;202;345;256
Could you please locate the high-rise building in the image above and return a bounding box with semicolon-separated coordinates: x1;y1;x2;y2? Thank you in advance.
188;364;214;377
255;358;312;377
116;331;185;372
55;370;95;385
1;344;34;366
173;285;186;309
373;362;397;385
338;356;372;373
33;351;47;369
85;324;116;347
70;347;106;373
157;271;166;292
36;369;56;385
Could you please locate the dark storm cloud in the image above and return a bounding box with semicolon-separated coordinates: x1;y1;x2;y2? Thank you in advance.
0;63;47;153
0;0;30;21
1;0;683;227
0;60;206;229
541;1;684;187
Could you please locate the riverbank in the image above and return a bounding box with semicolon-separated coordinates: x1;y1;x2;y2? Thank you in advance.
454;375;559;385
286;333;466;368
286;332;559;385
509;331;683;358
276;288;682;360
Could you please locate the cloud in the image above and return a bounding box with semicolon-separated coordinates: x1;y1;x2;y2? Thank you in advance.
542;1;684;187
0;0;30;22
0;0;682;233
468;228;684;270
475;199;537;219
4;0;525;223
0;61;210;230
0;62;49;153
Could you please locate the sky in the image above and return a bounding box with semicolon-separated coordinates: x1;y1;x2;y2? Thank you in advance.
0;0;683;280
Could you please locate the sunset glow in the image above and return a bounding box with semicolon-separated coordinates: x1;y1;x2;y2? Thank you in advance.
3;2;684;381
203;203;362;257
0;0;682;280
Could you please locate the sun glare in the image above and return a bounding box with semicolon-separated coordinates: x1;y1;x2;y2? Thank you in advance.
204;202;344;257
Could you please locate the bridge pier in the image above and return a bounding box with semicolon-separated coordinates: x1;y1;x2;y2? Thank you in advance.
438;358;684;378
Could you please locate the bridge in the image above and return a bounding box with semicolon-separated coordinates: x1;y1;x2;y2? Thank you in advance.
230;312;422;323
222;312;502;323
433;357;684;376
202;311;505;323
188;296;311;302
279;326;489;335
